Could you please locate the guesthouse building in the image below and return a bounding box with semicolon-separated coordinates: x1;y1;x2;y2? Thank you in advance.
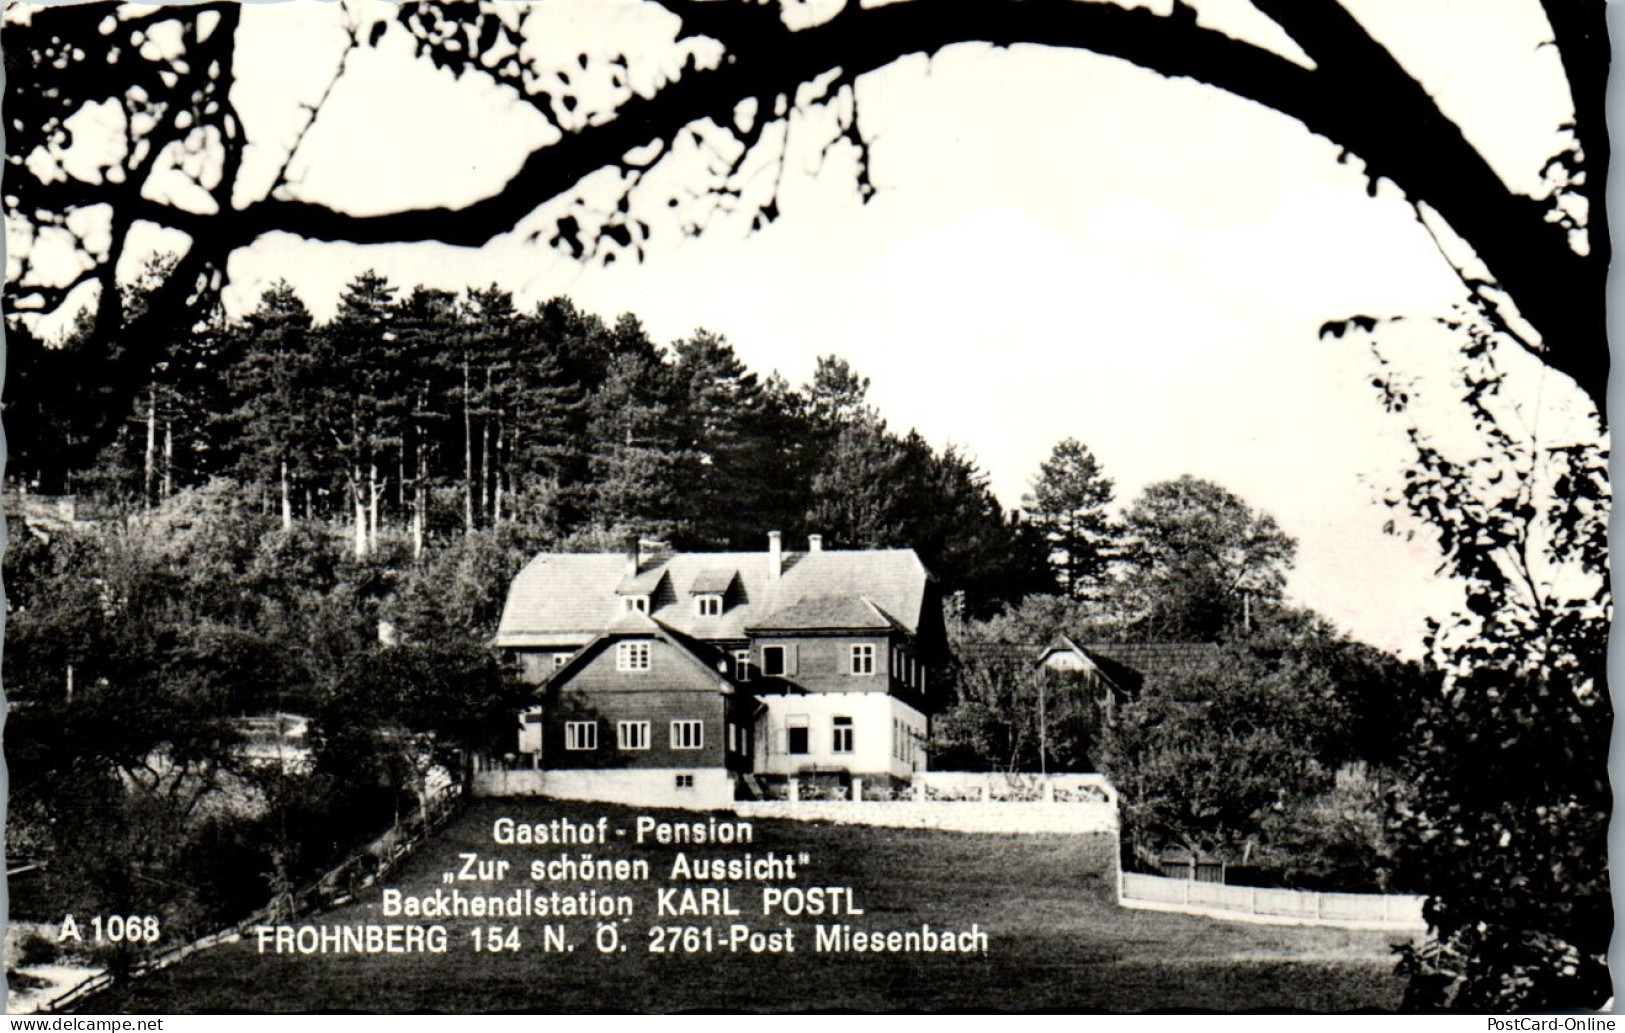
492;533;945;806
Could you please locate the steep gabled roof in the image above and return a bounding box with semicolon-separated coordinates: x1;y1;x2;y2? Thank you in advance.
955;638;1222;697
536;613;735;697
1036;633;1090;668
494;545;930;646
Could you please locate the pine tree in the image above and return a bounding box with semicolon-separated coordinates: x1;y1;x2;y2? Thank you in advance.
393;285;462;556
1022;438;1117;599
313;269;404;557
803;354;878;430
911;441;1054;612
671;329;791;548
583;344;691;540
808;421;908;548
226;281;317;530
502;316;591;536
460;285;517;527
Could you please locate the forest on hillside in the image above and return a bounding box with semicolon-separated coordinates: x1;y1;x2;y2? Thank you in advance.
8;265;1053;608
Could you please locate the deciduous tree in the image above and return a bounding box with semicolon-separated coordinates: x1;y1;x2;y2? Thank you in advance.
1353;317;1610;1011
1099;646;1341;868
1115;475;1296;640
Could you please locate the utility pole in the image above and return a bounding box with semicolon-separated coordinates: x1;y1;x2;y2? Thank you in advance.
1038;675;1048;778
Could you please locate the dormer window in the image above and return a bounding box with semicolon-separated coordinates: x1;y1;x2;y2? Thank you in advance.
624;595;650;614
687;569;736;611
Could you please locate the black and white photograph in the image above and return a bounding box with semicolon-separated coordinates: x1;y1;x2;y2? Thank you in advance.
1;0;1611;1015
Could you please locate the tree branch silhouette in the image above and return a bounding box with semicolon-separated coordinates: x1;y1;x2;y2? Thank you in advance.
6;0;1609;448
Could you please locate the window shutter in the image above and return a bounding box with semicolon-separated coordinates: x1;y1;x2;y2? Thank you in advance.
786;644;798;676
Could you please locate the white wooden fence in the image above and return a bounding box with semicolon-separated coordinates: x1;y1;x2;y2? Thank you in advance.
1118;871;1426;932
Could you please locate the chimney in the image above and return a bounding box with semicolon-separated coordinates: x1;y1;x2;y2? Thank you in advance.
808;533;823;554
624;534;640;577
768;530;783;580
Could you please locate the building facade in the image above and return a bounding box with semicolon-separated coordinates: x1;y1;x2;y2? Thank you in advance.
493;532;945;805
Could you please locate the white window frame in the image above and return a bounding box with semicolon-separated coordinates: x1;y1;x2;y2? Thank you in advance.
695;594;723;617
618;720;650;751
786;713;810;755
624;595;649;613
670;720;705;750
564;721;597;750
616;641;651;672
832;715;854;754
552;652;571;670
762;645;787;677
732;649;751;682
675;773;695;790
850;644;876;676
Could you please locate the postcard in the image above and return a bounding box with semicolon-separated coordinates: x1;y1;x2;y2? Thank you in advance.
2;0;1610;1014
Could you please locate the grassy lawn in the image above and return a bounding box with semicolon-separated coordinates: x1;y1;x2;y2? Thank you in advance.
96;797;1409;1013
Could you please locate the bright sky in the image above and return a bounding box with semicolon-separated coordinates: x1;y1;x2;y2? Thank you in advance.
38;0;1599;655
